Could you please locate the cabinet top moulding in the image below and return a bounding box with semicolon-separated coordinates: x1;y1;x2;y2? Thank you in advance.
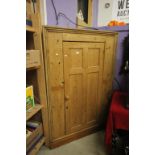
26;26;36;33
43;26;118;36
26;104;43;121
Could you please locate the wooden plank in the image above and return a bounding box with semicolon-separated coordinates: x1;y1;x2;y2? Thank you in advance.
26;104;43;121
26;26;36;33
63;33;106;42
28;137;45;155
33;23;50;147
50;125;101;148
45;32;65;140
26;66;40;71
27;123;43;146
43;26;118;35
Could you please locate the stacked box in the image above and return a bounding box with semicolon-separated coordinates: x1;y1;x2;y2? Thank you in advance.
26;50;40;68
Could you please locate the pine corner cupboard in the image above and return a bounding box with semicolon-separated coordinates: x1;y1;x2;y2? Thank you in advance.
43;26;118;148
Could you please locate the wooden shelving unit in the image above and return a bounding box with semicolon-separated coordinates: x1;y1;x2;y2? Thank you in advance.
28;137;45;155
26;0;49;154
27;122;43;144
26;104;43;121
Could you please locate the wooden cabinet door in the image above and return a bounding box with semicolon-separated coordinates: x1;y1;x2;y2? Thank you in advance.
63;42;105;134
63;42;87;134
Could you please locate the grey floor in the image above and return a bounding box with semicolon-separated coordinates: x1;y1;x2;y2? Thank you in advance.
38;131;108;155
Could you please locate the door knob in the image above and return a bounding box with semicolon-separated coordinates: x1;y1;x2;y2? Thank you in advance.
65;95;70;100
60;81;64;87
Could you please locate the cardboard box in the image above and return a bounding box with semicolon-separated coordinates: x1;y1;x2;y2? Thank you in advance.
26;50;40;69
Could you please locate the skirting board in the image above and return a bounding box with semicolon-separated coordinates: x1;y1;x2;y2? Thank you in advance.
49;125;102;149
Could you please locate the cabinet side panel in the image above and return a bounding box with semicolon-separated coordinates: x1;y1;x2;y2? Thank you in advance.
46;32;65;141
102;36;116;105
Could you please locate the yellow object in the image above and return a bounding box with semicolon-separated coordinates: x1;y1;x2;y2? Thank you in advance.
26;86;35;110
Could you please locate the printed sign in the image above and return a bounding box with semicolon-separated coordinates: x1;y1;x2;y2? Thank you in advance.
112;0;129;23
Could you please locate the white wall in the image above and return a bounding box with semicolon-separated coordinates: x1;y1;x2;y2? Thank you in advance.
97;0;113;26
112;0;129;23
97;0;129;26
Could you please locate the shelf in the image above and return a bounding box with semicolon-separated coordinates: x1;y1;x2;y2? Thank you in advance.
26;104;43;121
26;66;40;71
28;137;45;155
27;123;43;146
26;26;36;33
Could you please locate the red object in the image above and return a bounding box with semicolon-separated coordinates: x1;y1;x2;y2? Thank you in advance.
105;91;129;146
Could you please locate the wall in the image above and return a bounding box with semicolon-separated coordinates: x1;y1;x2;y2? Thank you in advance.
98;25;129;91
98;0;113;26
46;0;98;28
92;0;98;27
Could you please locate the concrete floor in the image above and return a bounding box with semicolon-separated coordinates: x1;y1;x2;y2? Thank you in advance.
38;131;108;155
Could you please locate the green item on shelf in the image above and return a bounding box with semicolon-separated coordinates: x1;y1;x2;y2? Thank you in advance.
26;86;35;110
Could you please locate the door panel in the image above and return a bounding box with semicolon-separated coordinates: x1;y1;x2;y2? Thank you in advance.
86;73;99;125
63;42;105;133
63;42;86;134
69;74;84;131
87;48;100;67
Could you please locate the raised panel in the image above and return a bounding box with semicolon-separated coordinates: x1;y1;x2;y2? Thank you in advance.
70;48;83;68
86;73;99;125
87;48;100;67
69;74;85;131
